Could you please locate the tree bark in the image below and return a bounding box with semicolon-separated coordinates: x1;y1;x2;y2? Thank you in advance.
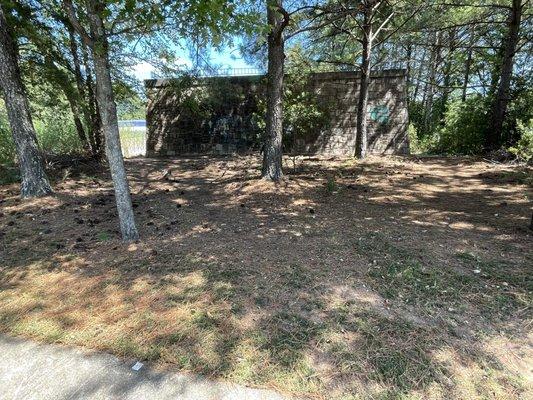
413;46;426;102
442;28;456;107
65;0;139;241
423;32;440;133
0;5;52;197
87;1;139;241
45;54;89;149
67;26;92;151
81;38;103;156
262;0;286;181
65;88;88;146
462;27;475;102
487;0;522;150
405;43;412;107
355;8;372;159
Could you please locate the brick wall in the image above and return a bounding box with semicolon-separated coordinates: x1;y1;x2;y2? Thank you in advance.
145;70;409;157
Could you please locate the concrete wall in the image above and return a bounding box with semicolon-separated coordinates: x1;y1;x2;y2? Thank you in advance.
145;70;409;157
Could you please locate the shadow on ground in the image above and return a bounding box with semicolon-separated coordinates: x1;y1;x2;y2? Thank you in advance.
0;155;531;399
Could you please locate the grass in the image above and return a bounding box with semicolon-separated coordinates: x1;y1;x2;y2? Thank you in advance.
356;232;531;318
0;156;531;399
119;127;146;158
0;240;528;400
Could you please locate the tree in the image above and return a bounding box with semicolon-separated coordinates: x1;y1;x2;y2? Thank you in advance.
0;4;52;198
351;0;416;158
10;0;105;158
298;0;422;157
262;0;289;181
64;0;139;241
487;0;523;150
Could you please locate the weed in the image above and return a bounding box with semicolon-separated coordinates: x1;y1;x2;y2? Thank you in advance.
97;231;111;242
326;175;337;193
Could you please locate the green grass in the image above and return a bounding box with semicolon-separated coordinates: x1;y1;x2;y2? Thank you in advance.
119;127;146;158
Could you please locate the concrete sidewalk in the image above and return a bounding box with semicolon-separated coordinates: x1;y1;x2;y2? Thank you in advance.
0;335;288;400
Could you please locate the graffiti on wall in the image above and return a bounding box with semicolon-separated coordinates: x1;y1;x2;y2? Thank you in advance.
369;105;389;124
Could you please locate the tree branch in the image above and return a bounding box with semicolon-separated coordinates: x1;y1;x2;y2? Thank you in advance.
62;0;93;47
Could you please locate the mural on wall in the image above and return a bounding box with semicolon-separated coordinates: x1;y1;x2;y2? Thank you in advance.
369;105;390;124
146;70;409;157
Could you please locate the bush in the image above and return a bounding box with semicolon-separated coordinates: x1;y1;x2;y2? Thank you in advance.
0;101;83;167
407;123;438;154
435;96;489;155
34;112;83;156
508;119;533;163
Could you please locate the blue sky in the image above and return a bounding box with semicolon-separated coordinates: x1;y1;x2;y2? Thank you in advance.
132;42;255;81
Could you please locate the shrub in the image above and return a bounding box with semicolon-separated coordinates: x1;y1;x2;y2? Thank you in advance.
407;123;439;154
34;106;84;155
508;119;533;163
0;101;83;167
435;96;489;155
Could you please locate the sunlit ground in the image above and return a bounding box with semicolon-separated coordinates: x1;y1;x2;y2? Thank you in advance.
1;155;531;399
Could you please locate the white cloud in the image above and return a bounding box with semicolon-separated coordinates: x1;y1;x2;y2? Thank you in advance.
132;62;155;81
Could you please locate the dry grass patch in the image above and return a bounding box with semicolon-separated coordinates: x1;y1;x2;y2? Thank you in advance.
1;155;532;399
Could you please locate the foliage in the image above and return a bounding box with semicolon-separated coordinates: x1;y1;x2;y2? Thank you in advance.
0;104;16;165
408;96;489;155
283;57;332;148
434;96;489;155
407;123;437;154
117;95;146;120
504;82;533;145
0;101;83;166
508;119;533;163
248;49;333;150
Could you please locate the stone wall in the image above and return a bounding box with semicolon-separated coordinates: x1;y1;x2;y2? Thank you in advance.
145;70;409;157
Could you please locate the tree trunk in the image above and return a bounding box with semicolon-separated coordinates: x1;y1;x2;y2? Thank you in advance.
462;27;475;102
45;54;89;148
0;5;52;197
86;1;139;241
487;0;522;150
65;90;88;146
81;37;103;157
67;26;92;152
355;9;372;159
442;28;456;107
405;43;412;107
413;46;426;102
262;0;285;181
423;32;440;134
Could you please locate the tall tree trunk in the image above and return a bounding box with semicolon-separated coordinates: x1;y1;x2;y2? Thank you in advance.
413;46;426;102
67;26;92;152
462;27;475;102
487;0;522;150
423;32;440;133
262;0;285;181
405;43;412;107
442;28;456;107
45;55;89;149
81;37;103;157
0;5;52;197
82;0;139;241
355;8;373;159
64;88;88;146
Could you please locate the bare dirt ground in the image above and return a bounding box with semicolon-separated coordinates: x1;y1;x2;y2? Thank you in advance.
0;155;531;399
